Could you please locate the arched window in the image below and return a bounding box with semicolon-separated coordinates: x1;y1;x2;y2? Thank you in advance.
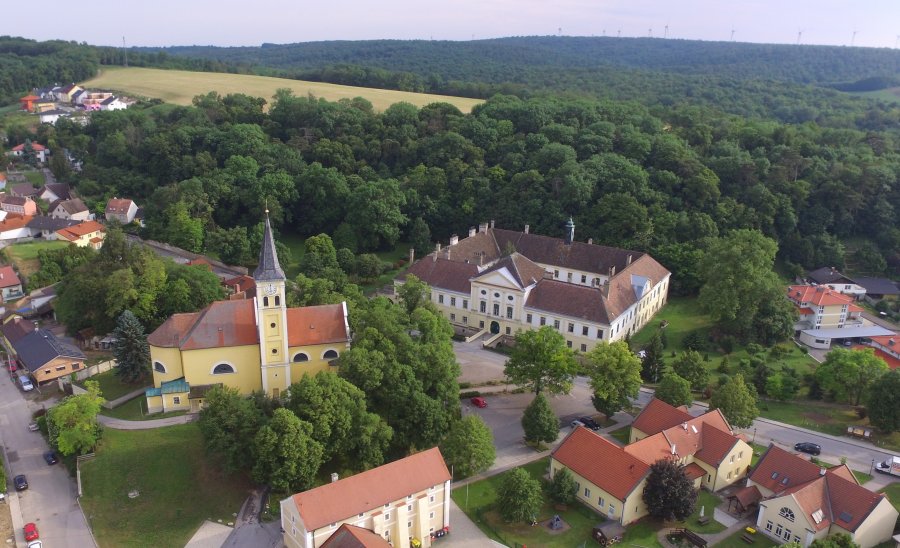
293;353;309;362
274;296;281;306
778;508;795;522
153;361;166;374
323;349;339;359
263;297;269;307
212;363;236;375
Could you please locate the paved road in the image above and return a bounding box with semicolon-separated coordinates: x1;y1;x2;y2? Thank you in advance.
0;373;95;547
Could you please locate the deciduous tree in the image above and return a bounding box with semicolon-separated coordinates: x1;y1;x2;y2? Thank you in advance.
584;341;642;417
642;459;697;521
505;326;577;395
672;350;709;391
809;533;859;548
497;468;543;524
548;468;578;506
199;386;264;473
112;310;151;384
47;380;104;456
656;373;693;407
440;415;495;479
710;373;758;428
252;408;324;492
521;393;559;444
866;369;900;433
816;348;889;406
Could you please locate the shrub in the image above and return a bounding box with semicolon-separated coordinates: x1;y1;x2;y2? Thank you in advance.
719;335;735;354
682;331;705;351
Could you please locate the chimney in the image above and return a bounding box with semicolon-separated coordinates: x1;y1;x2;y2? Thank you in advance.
449;234;458;246
819;468;826;476
217;327;224;346
627;254;633;265
478;252;485;266
468;227;476;237
409;248;415;264
602;279;610;297
682;422;688;431
587;238;593;245
670;443;677;455
490;219;495;229
524;224;530;234
609;266;616;279
478;222;488;233
564;217;575;245
331;473;340;483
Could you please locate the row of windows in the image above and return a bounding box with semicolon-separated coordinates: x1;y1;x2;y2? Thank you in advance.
152;350;341;375
43;362;82;375
525;313;606;340
765;520;800;544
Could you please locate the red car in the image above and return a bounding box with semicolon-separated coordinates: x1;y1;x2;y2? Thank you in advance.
470;396;487;408
24;522;39;542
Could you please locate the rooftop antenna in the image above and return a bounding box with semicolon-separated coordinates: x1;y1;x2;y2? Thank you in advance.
851;30;857;46
122;36;128;67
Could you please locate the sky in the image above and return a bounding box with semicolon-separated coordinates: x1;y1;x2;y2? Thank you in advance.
9;0;900;49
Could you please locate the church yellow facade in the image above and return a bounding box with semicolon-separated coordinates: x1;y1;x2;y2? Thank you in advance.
144;216;351;413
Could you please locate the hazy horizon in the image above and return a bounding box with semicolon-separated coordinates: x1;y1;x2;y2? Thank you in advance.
10;0;900;50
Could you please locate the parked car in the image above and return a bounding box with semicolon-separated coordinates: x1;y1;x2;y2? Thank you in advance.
470;396;487;408
18;375;34;392
27;540;42;548
27;422;39;432
43;451;58;465
842;340;853;347
577;416;601;430
14;475;28;491
794;442;821;456
24;522;39;542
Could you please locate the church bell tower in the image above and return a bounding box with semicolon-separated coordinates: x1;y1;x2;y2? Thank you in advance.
254;211;289;396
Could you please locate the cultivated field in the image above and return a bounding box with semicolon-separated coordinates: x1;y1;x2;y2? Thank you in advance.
81;66;484;112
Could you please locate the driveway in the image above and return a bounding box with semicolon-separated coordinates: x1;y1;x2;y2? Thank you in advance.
0;374;95;547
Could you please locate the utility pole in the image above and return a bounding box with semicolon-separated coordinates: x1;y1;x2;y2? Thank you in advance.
122;36;128;67
851;30;858;46
731;29;736;42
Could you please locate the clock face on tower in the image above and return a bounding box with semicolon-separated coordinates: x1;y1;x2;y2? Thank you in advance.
265;284;277;296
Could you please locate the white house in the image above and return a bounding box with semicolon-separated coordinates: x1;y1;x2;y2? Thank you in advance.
49;198;90;221
100;96;127;111
105;198;139;224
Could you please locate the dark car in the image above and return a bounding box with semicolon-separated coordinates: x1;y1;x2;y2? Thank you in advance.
576;416;601;430
14;474;28;491
794;442;821;456
470;397;487;408
43;451;58;465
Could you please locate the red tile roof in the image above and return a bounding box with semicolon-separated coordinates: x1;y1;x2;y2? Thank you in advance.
11;142;46;152
0;265;21;289
750;445;824;494
320;524;391;548
788;285;854;307
288;447;450;531
798;307;814;315
399;256;478;294
55;220;105;241
0;214;33;231
287;304;350;346
552;427;650;501
684;462;706;480
105;198;134;214
632;398;693;436
626;407;738;468
478;252;547;288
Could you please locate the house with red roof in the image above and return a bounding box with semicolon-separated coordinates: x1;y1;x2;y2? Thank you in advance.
55;220;106;249
144;215;351;413
863;333;900;370
0;265;23;302
104;197;139;224
748;445;897;547
280;447;451;548
551;398;751;525
788;285;865;331
19;95;39;112
396;220;670;352
7;142;47;163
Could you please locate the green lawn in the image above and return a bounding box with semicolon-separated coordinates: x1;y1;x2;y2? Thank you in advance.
608;426;631;445
82;369;149;402
715;528;778;548
880;483;900;511
22;171;43;186
621;519;663;548
686;491;726;534
3;240;70;279
79;423;252;548
99;397;188;421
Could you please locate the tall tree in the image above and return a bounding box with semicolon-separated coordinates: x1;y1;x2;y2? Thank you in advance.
505;326;578;395
867;369;900;433
548;468;578;506
396;275;431;315
47;380;104;456
521;393;559;444
816;348;889;406
642;459;697;521
656;373;693;407
112;310;151;384
199;386;264;473
497;468;543;524
584;341;642;417
671;350;709;391
440;415;496;479
641;331;665;382
252;408;324;492
710;373;759;428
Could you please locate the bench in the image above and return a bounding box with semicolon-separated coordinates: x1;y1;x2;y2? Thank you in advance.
697;516;710;526
741;533;755;544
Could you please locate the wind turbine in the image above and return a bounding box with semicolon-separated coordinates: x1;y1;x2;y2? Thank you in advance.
617;29;621;38
851;30;858;46
730;28;735;42
664;24;669;39
796;29;803;45
648;28;653;38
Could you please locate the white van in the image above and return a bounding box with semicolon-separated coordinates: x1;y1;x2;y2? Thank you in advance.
18;375;34;392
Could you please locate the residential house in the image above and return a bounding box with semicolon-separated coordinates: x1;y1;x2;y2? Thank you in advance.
19;95;39;112
854;277;900;303
13;284;58;320
0;196;37;216
27;216;79;240
223;274;256;300
749;445;898;548
0;265;24;302
49;198;90;221
551;398;752;525
33;99;57;113
784;285;889;348
10;183;40;199
806;267;867;300
0;215;35;242
396;220;670;352
55;220;106;249
280;447;451;548
54;84;83;103
144;216;351;412
78;91;113;107
100;96;127;111
71;89;85;105
864;333;900;370
39;183;71;203
39;109;69;125
105;197;139;224
0;316;86;386
8;142;47;163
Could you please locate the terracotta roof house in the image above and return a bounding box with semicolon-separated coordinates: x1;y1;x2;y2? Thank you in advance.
748;445;898;548
864;333;900;370
396;220;670;352
49;197;90;221
144;214;351;413
0;265;24;302
320;524;391;548
8;142;47;163
551;398;751;525
55;220;106;249
0;214;35;241
788;285;865;332
281;447;451;548
104;197;139;224
19;95;39;112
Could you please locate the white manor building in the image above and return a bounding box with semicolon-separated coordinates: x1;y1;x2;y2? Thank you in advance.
396;220;671;352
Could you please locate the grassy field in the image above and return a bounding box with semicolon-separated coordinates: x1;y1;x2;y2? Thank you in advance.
715;528;778;548
880;483;900;511
2;240;70;278
608;426;631;445
80;423;252;548
81;369;149;402
81;66;484;113
100;397;188;421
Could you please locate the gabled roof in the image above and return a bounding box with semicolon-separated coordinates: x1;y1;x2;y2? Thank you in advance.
52;198;88;215
286;304;350;346
253;214;286;282
552;426;650;500
100;96;120;105
56;220;105;241
287;447;450;532
853;277;900;296
631;398;693;435
0;265;22;289
42;182;71;200
60;83;81;93
525;279;611;324
1;317;36;344
625;407;739;467
807;267;856;286
399;256;478;294
788;285;855;307
0;214;34;231
750;445;824;494
320;524;391;548
28;216;79;231
476;252;546;289
14;329;86;371
9;184;39;197
11;143;46;152
105;198;135;214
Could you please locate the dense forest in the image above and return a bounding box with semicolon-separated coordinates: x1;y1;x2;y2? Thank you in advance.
24;89;899;289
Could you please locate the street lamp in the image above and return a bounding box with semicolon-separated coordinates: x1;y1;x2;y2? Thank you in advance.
870;459;875;476
752;427;757;444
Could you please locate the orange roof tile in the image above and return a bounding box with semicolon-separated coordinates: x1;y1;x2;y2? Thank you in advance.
320;524;391;548
750;445;824;494
0;265;21;289
798;307;814;315
289;447;450;531
287;304;349;346
552;427;650;501
684;462;706;480
56;220;105;241
788;285;854;307
631;398;692;436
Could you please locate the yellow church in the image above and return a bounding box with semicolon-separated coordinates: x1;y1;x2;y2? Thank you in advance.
144;216;351;413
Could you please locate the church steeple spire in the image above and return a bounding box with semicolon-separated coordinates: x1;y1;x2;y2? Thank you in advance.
253;210;286;282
